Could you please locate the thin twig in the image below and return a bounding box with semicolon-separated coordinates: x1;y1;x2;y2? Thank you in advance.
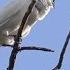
7;0;36;70
52;31;70;70
18;46;54;52
13;0;36;48
7;48;19;70
1;44;13;47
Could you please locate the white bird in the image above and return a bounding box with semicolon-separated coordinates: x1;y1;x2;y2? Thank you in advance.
0;0;54;45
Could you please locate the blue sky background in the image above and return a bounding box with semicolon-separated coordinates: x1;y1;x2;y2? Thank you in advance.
0;0;70;70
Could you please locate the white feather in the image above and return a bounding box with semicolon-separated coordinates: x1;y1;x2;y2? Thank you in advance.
0;0;54;45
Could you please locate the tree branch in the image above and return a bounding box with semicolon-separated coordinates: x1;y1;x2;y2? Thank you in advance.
7;0;36;70
1;0;69;70
52;31;70;70
18;46;54;52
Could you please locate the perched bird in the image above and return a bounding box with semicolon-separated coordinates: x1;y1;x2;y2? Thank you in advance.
0;0;54;45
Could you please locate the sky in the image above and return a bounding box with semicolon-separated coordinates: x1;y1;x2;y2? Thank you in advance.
0;0;70;70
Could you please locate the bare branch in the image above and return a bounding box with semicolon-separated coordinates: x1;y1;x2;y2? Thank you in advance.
52;31;70;70
13;0;36;48
1;0;69;70
1;44;13;48
7;48;19;70
18;46;54;52
7;0;36;70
